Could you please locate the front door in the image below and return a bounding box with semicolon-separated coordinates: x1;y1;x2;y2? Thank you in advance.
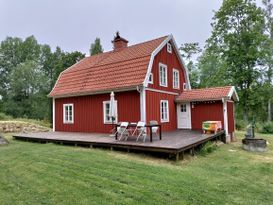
177;103;191;129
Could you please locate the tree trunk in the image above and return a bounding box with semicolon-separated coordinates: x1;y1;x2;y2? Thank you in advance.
268;99;272;122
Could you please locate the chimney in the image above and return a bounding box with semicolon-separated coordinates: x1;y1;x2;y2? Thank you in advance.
112;31;128;51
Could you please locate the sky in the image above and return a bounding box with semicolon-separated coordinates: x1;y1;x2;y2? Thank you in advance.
0;0;223;55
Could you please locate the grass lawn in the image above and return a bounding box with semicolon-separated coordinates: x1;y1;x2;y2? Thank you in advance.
0;132;273;205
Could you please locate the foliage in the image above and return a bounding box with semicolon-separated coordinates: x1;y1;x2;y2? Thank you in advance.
0;132;273;204
180;43;202;88
260;121;273;133
197;141;218;156
236;119;248;130
90;37;103;56
0;112;12;120
0;36;85;121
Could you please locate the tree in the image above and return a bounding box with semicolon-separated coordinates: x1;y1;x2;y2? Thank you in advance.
180;43;202;88
203;0;268;121
89;38;103;56
262;0;273;121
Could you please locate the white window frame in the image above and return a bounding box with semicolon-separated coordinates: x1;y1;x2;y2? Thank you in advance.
63;103;74;124
103;100;118;124
173;69;180;89
159;63;168;87
167;42;172;53
148;73;153;84
160;100;169;123
183;83;187;90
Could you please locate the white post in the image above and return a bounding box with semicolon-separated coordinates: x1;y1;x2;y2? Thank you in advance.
140;87;146;123
53;98;55;132
223;99;229;142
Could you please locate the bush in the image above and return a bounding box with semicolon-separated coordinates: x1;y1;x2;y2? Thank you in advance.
259;122;273;134
0;112;12;120
236;119;247;131
198;141;218;156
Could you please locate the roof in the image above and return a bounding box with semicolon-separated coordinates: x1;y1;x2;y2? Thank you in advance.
176;86;239;102
49;36;168;98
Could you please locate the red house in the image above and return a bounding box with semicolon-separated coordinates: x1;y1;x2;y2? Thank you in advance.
49;33;238;141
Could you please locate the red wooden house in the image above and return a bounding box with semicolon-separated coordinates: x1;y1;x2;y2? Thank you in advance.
49;33;238;141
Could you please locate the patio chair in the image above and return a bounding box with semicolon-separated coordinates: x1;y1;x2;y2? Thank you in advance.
132;121;147;142
150;120;159;139
116;122;129;141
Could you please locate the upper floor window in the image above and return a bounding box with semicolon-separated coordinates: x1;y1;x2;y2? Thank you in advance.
148;73;153;84
159;63;168;87
103;101;118;124
167;42;172;53
63;104;74;124
160;100;169;123
173;69;180;89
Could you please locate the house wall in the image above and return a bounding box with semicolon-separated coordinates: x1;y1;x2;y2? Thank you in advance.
146;90;177;131
148;42;186;93
55;90;140;133
227;101;235;136
191;101;224;130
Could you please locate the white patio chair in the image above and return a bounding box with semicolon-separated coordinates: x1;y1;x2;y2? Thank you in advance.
150;120;159;139
117;122;129;141
132;121;147;142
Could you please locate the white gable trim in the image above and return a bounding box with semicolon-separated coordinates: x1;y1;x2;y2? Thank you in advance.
143;34;191;90
228;86;239;101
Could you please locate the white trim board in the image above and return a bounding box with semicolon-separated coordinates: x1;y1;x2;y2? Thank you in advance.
52;98;55;132
145;88;179;95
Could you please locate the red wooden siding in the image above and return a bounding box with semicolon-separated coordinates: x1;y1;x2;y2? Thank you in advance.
227;101;235;134
148;42;186;93
146;90;177;131
191;101;224;130
55;90;140;133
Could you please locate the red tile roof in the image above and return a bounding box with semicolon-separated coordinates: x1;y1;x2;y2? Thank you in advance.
49;36;168;97
176;86;237;102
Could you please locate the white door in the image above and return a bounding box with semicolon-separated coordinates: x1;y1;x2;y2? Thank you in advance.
177;103;191;129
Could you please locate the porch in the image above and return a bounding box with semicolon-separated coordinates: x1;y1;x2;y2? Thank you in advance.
13;130;225;160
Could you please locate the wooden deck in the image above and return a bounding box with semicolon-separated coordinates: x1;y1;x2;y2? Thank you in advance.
13;130;225;160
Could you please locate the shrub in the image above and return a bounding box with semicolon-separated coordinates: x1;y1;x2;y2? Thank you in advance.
260;122;273;134
198;141;218;156
0;112;12;120
236;119;247;131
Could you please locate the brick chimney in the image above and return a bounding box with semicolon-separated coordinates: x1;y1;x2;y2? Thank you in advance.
112;32;128;51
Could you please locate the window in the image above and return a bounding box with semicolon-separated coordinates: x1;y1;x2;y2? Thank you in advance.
167;42;172;53
148;73;153;84
173;69;180;89
63;104;74;124
180;104;187;112
160;100;169;122
183;83;187;90
159;63;168;87
103;101;118;124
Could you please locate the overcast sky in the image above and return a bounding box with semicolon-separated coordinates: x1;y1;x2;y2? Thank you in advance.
0;0;223;55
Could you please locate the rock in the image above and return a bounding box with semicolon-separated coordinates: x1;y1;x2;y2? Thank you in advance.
0;134;8;145
0;121;51;134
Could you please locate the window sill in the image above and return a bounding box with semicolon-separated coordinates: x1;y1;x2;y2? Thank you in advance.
160;120;169;123
63;122;74;124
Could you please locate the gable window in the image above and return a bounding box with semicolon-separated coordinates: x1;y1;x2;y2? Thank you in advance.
103;101;118;124
160;100;169;122
167;42;172;53
173;69;180;89
159;63;168;87
180;104;187;112
148;73;153;84
63;104;74;124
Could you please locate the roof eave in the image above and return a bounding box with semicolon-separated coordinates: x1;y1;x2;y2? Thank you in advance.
48;85;140;99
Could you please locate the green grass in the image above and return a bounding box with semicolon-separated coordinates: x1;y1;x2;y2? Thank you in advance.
0;132;273;205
